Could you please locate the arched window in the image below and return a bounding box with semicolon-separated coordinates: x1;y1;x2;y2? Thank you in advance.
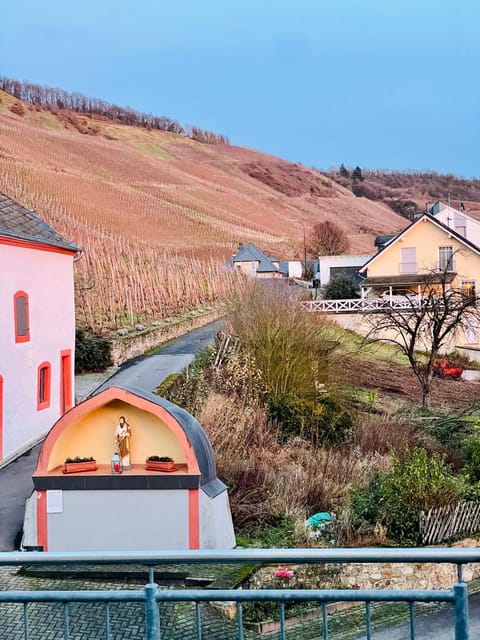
14;291;30;343
37;362;51;410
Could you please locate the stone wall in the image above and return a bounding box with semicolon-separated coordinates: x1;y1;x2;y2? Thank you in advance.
250;538;480;593
109;309;223;365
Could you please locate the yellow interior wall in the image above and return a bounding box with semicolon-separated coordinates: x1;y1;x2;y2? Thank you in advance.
48;400;186;471
367;220;480;284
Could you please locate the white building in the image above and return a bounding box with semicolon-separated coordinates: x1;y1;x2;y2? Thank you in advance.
317;253;374;287
428;201;480;248
0;192;80;464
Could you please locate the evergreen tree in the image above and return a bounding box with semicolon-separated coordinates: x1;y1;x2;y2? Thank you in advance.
352;166;363;181
339;163;350;178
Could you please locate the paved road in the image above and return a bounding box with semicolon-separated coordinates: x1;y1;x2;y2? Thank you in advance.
357;591;480;639
0;319;224;552
107;318;224;392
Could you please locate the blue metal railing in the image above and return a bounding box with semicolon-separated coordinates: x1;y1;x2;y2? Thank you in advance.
0;548;477;639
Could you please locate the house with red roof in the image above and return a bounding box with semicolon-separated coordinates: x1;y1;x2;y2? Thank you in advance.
0;192;80;464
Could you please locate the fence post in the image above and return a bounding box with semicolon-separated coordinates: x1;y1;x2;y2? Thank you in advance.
453;582;469;640
145;582;161;640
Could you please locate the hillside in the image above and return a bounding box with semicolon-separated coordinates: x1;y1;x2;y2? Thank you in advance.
1;85;477;331
328;167;480;221
0;89;407;257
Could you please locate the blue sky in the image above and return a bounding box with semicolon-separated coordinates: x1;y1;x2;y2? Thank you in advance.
1;0;478;176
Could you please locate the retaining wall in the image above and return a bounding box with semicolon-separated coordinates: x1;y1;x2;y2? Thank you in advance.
109;309;223;365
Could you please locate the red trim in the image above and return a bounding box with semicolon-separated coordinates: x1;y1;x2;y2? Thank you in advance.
0;235;78;256
37;362;51;411
188;489;200;549
0;376;3;461
60;350;73;413
14;291;30;343
36;387;201;474
36;490;48;550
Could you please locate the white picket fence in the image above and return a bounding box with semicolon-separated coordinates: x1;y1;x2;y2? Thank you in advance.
420;501;480;545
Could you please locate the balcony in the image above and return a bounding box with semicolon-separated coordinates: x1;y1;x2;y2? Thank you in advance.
0;548;475;639
301;297;423;313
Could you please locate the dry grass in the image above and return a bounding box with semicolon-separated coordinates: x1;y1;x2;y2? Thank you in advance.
198;392;388;530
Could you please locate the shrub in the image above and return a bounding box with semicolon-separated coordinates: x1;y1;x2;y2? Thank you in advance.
9;101;25;116
75;328;113;373
464;435;480;482
322;274;359;300
351;447;465;544
228;284;341;401
267;395;352;446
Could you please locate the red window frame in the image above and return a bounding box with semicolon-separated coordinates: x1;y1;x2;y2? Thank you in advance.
14;291;30;343
37;362;51;411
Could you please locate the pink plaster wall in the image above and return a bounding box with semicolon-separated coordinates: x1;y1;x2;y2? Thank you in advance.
0;242;75;460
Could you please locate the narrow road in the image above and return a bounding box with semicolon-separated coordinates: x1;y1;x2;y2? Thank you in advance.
0;319;224;551
106;318;224;392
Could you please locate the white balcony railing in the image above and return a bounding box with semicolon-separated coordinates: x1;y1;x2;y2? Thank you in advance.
301;297;423;313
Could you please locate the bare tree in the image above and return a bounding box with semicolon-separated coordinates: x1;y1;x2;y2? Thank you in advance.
365;269;479;406
308;220;349;256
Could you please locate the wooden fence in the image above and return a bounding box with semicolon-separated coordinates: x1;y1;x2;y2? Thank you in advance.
420;501;480;545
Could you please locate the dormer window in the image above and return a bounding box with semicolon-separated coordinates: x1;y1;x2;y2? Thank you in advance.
14;291;30;343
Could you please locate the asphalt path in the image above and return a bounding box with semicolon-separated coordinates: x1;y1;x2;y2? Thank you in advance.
106;318;224;392
356;591;480;639
0;319;224;551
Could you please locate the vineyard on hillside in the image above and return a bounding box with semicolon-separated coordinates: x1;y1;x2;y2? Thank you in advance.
4;83;477;333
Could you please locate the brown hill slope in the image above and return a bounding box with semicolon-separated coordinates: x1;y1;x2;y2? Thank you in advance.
0;90;405;255
0;90;407;330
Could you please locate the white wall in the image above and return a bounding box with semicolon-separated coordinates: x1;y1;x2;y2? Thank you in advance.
0;243;75;460
318;254;374;286
434;206;480;248
46;490;189;551
200;489;236;549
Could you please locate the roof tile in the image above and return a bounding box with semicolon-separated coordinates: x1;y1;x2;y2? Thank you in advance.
0;192;79;252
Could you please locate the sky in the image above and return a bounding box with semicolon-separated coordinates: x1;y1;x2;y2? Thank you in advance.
1;0;478;177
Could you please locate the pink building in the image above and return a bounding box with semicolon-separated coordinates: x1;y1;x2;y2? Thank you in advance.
0;193;80;464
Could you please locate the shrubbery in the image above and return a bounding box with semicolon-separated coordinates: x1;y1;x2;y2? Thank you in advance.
267;394;352;446
350;447;465;544
322;274;359;300
75;328;113;373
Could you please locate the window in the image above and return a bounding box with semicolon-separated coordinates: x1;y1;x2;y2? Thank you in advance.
400;248;417;274
462;280;476;301
14;291;30;343
37;363;51;410
438;246;454;272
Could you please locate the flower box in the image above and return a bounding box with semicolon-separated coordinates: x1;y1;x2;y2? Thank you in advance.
145;460;176;472
63;460;97;474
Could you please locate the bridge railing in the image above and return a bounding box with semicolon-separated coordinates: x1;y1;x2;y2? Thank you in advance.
0;547;476;640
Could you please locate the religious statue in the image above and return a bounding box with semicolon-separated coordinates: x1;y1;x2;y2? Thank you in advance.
115;416;131;469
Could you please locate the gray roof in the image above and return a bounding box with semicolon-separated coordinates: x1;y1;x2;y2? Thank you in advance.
229;242;280;273
0;192;79;252
93;382;226;496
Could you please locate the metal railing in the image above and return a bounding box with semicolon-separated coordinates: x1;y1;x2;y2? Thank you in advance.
0;547;476;639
